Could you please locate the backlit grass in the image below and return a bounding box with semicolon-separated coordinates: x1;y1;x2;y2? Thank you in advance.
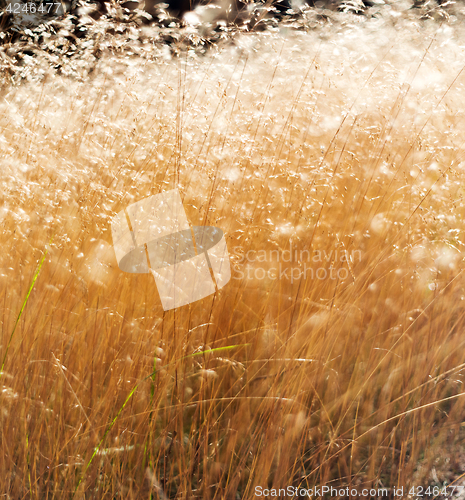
1;15;465;498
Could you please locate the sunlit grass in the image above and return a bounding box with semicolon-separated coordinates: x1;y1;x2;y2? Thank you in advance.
1;14;465;498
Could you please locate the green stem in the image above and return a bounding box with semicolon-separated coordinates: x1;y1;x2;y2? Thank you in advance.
0;237;52;380
73;343;249;496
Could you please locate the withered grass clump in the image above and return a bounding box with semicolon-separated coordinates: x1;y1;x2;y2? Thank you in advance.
1;16;465;499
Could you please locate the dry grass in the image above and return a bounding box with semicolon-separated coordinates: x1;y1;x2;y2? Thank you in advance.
2;13;465;499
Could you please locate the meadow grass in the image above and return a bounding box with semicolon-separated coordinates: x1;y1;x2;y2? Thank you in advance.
1;13;465;499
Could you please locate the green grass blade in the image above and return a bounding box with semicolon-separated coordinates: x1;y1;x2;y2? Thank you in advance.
73;343;249;496
0;238;52;379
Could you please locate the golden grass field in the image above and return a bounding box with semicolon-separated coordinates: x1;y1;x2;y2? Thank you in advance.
2;11;465;499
